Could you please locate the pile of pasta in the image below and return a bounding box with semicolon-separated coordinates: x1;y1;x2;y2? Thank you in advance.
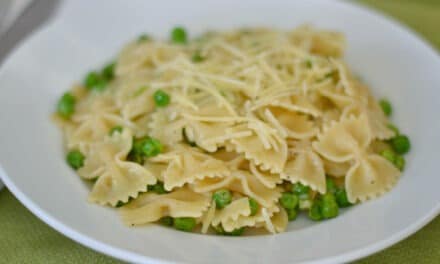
56;26;401;234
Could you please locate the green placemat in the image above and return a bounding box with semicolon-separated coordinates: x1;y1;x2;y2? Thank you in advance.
0;0;439;263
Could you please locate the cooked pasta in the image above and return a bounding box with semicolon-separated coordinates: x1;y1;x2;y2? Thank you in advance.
54;25;411;235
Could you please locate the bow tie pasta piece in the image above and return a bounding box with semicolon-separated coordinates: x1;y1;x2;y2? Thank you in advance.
211;198;251;231
262;107;318;139
90;160;156;206
283;141;326;194
313;114;372;163
331;59;370;99
83;129;157;206
211;148;242;162
116;41;183;76
183;121;234;152
184;98;240;121
148;144;192;163
318;87;354;111
228;122;288;174
322;158;352;178
74;93;117;118
365;92;396;139
263;207;288;234
161;149;230;191
288;25;346;57
345;154;401;203
77;128;133;180
67;96;127;149
210;149;248;170
253;90;322;118
249;162;283;189
270;94;322;117
120;187;211;226
343;97;396;141
143;162;168;182
112;76;156;121
213;198;281;233
316;66;395;142
148;107;186;146
201;201;217;233
192;170;282;208
181;100;245;152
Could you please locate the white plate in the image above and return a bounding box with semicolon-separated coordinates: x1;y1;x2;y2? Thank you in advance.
0;0;439;263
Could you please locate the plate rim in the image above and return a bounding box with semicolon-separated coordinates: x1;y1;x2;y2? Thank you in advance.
0;0;439;263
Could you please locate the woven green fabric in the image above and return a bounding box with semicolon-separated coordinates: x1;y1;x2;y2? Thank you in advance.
0;0;439;263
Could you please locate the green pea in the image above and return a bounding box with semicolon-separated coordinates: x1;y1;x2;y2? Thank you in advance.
335;188;352;208
137;34;151;43
308;201;322;221
212;189;232;209
142;138;163;157
132;137;148;155
286;208;298;221
148;181;168;194
102;62;115;81
279;192;299;210
326;177;337;194
66;150;85;170
248;198;259;216
387;124;399;135
84;71;100;89
292;183;310;199
171;27;187;44
173;217;196;232
92;78;108;91
380;149;396;164
159;216;174;226
153;89;170;107
394;155;406;171
391;135;410;154
57;92;76;118
109;126;123;136
379;99;392;116
127;137;149;164
305;60;313;69
321;193;339;219
191;51;205;63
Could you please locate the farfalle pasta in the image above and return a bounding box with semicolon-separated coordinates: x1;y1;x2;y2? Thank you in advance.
54;25;411;235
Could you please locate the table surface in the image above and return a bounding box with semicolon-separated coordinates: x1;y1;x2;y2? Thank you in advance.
0;0;439;263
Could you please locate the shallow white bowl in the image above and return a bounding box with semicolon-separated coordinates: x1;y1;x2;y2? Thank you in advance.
0;0;439;263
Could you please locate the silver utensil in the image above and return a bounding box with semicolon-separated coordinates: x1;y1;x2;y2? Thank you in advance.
0;0;33;36
0;0;33;190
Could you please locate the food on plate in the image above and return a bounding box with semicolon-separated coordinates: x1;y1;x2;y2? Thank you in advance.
54;25;410;235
